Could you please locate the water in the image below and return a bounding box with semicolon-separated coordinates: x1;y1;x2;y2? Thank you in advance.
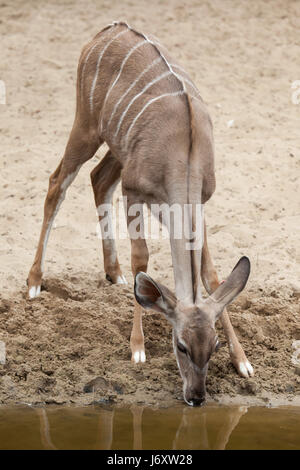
0;405;299;450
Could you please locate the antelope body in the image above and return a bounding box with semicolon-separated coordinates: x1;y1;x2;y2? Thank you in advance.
27;22;253;406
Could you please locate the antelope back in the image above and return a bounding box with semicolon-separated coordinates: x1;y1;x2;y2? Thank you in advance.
78;22;202;156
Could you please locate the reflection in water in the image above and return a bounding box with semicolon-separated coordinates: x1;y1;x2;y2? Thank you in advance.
172;406;248;450
173;406;210;450
36;408;57;450
0;405;299;450
131;406;143;450
213;406;248;450
94;408;114;450
36;405;245;450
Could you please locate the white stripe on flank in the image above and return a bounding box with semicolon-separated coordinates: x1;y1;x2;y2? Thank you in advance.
81;22;120;101
169;64;203;101
112;24;187;97
107;57;161;130
114;70;172;138
125;90;185;149
169;64;201;95
89;29;129;113
176;76;201;99
169;63;187;75
143;37;186;93
81;42;99;100
102;25;189;149
100;39;148;131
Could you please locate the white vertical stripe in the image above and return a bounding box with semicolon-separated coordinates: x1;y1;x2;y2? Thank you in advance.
170;64;201;98
102;25;189;147
100;39;148;131
81;42;99;101
114;70;172;138
81;22;119;101
89;29;129;113
135;33;186;93
110;24;187;98
169;63;187;75
125;91;185;149
176;75;202;101
107;57;161;130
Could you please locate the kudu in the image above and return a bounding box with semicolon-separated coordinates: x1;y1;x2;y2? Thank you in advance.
27;22;253;406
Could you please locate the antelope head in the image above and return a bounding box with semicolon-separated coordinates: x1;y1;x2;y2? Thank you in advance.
134;257;250;406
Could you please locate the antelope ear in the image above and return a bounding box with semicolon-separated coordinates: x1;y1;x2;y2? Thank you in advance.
207;257;250;317
134;272;177;319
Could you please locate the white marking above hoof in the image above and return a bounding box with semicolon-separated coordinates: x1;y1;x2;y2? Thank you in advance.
29;285;41;299
239;360;254;378
116;275;128;285
0;341;6;365
133;350;146;363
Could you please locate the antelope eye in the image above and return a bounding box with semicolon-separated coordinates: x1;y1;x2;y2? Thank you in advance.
177;343;187;354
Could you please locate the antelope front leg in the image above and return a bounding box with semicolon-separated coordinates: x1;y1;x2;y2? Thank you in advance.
123;191;149;363
27;126;100;298
27;160;82;298
220;309;253;378
131;299;146;363
91;150;126;284
27;160;64;298
201;220;254;378
130;237;149;364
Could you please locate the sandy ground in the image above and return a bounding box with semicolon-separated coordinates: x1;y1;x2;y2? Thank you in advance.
0;0;299;406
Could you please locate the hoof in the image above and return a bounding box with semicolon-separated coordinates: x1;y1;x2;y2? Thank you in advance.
132;350;146;364
106;273;127;285
116;275;127;285
238;360;254;378
28;285;41;299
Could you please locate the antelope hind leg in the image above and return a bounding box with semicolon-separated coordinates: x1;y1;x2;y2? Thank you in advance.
201;220;254;378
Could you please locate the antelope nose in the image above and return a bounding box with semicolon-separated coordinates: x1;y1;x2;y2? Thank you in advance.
188;397;205;407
